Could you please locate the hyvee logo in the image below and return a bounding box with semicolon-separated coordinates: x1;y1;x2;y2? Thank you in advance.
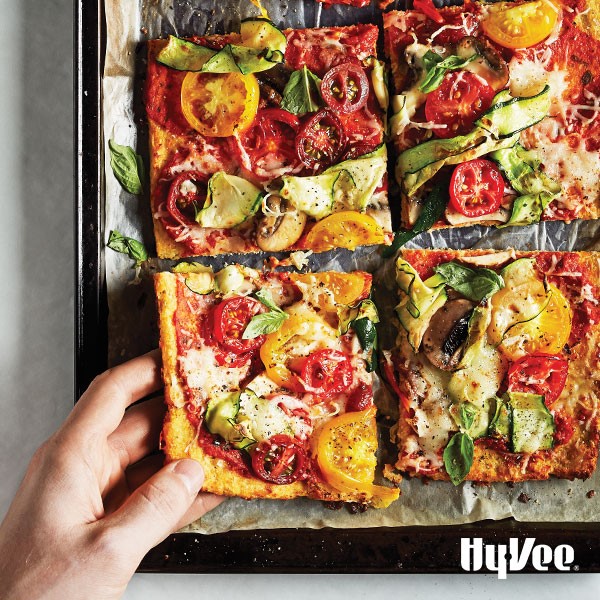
461;537;575;578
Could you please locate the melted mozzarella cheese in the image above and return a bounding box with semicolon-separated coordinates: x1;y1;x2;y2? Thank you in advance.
179;346;251;402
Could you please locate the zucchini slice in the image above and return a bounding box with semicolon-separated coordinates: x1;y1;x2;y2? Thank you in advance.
156;36;215;71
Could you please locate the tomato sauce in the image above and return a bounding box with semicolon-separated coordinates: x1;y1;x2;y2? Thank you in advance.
402;249;458;280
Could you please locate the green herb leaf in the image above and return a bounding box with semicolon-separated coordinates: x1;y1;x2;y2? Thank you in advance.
459;403;478;431
353;317;378;372
281;66;322;115
243;289;289;339
443;431;474;486
254;289;285;314
434;261;504;302
107;230;148;266
419;52;478;94
242;310;288;339
108;139;144;195
382;181;449;258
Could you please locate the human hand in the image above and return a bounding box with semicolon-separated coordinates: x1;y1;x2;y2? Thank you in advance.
0;350;223;599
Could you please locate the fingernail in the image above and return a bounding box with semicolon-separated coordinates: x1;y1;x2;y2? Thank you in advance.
170;459;204;495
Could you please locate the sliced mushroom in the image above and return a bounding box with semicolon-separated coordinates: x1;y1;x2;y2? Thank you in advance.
455;36;509;92
256;195;307;252
422;299;476;371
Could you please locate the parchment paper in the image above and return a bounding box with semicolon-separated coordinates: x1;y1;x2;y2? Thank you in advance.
102;0;600;533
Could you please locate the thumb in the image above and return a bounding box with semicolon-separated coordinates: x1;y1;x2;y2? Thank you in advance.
106;459;205;560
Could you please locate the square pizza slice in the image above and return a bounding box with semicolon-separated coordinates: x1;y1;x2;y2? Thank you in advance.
384;248;600;484
146;21;391;258
383;0;600;229
156;264;399;507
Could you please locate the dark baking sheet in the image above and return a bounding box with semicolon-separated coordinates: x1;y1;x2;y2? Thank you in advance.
75;0;600;573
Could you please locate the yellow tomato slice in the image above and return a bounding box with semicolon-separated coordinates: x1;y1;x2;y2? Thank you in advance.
260;307;338;393
181;71;260;137
482;0;559;49
305;211;386;253
316;407;400;508
289;272;372;307
500;283;572;360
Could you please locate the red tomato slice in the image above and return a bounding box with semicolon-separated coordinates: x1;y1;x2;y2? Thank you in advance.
166;171;209;227
301;349;353;399
251;434;307;485
239;108;301;177
507;354;569;407
424;71;495;139
296;108;347;170
449;159;504;218
346;381;373;412
321;62;370;115
213;296;265;354
413;0;444;24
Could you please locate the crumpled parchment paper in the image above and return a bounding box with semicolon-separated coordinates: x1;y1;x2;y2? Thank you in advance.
102;0;600;533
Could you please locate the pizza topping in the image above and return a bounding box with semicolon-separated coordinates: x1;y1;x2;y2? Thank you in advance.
256;195;308;252
300;349;353;399
482;0;559;50
315;407;400;507
181;71;260;137
296;108;347;170
422;299;475;371
239;108;302;179
321;62;370;114
304;211;387;252
507;391;555;454
424;71;495;139
413;0;444;24
196;172;263;229
454;36;509;92
252;434;307;484
280;66;323;115
507;354;568;407
156;36;216;72
167;171;209;227
433;260;505;302
213;296;266;354
449;159;505;217
243;289;289;339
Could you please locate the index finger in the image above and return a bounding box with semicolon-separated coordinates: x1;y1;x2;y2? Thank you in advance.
66;350;163;437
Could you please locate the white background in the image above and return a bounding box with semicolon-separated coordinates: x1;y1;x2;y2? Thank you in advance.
1;0;600;597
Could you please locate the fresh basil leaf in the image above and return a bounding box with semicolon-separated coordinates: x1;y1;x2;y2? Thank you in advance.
422;50;443;72
107;230;148;266
353;317;378;372
443;431;474;486
419;53;478;94
281;66;322;115
254;289;285;314
242;310;287;339
434;261;504;302
459;403;478;431
382;181;449;258
108;139;144;195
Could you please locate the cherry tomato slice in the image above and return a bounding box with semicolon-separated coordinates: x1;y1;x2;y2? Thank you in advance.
239;108;301;177
346;381;373;412
424;71;495;139
449;159;504;218
482;0;559;50
301;349;353;399
321;62;370;115
167;171;209;227
507;354;569;407
296;108;347;170
213;296;265;354
251;434;307;485
413;0;444;24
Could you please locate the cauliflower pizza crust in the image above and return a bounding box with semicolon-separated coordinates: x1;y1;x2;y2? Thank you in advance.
146;22;391;259
385;249;600;484
156;265;399;507
384;0;600;230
